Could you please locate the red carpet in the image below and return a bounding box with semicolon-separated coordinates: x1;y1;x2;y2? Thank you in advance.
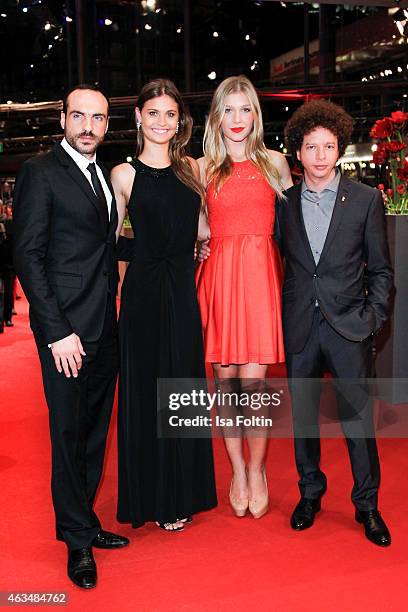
1;298;407;611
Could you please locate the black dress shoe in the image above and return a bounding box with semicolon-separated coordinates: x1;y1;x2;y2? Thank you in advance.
355;509;391;547
5;320;13;327
67;547;97;589
291;497;321;531
92;530;130;549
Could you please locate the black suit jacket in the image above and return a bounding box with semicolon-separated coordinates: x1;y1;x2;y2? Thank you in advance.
275;175;393;354
13;143;119;346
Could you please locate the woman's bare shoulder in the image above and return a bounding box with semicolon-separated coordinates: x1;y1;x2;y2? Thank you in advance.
111;162;135;180
267;149;287;168
111;162;135;192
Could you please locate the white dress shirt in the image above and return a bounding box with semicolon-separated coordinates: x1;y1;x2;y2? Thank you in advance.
61;137;112;219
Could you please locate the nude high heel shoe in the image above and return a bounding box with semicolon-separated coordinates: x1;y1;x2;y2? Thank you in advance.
249;469;269;519
229;481;249;517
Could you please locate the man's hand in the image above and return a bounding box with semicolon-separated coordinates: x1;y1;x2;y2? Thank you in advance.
197;240;211;262
50;333;86;378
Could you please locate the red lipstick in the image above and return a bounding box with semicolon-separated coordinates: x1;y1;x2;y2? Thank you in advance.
231;127;245;133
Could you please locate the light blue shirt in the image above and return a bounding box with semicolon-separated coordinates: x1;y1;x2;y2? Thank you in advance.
301;170;341;265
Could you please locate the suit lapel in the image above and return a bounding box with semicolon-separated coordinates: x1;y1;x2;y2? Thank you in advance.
317;176;350;266
291;184;316;269
53;144;108;236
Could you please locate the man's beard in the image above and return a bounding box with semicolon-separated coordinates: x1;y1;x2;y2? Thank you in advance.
65;131;103;156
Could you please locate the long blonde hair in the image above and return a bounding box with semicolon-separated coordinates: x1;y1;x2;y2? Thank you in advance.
203;75;284;197
135;79;205;205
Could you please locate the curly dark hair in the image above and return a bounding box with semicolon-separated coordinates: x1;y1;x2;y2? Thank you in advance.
284;99;353;159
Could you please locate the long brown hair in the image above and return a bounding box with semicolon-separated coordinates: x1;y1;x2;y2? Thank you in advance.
135;79;204;204
203;75;284;197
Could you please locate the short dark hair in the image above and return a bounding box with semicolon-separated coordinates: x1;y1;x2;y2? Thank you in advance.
62;83;110;114
284;99;353;159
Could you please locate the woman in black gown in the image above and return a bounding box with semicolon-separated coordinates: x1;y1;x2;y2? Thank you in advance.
111;79;217;531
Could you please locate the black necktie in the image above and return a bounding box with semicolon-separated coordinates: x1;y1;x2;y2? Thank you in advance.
87;162;109;227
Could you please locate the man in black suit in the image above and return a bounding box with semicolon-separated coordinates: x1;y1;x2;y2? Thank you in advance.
276;100;393;546
13;84;129;589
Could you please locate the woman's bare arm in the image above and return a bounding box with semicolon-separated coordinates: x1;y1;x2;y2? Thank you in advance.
196;156;208;189
110;163;135;241
188;156;211;242
268;149;293;190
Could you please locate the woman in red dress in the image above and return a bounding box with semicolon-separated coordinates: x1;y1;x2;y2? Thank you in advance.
196;76;292;518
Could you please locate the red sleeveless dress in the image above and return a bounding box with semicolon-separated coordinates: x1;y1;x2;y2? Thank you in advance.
196;160;285;365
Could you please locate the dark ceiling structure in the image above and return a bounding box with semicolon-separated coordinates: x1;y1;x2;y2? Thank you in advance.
1;1;408;168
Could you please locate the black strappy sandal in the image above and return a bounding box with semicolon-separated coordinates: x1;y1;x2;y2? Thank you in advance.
155;521;184;532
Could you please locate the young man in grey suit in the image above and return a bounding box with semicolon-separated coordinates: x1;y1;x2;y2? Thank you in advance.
276;100;393;546
13;85;129;588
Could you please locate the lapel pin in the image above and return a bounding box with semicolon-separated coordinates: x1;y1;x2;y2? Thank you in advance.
341;195;346;202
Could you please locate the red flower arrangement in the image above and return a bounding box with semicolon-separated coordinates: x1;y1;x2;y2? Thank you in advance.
397;159;408;181
370;117;394;139
391;111;408;124
386;141;405;153
372;142;389;166
371;110;408;214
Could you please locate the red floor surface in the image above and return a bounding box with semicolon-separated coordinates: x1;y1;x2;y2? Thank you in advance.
1;298;407;611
